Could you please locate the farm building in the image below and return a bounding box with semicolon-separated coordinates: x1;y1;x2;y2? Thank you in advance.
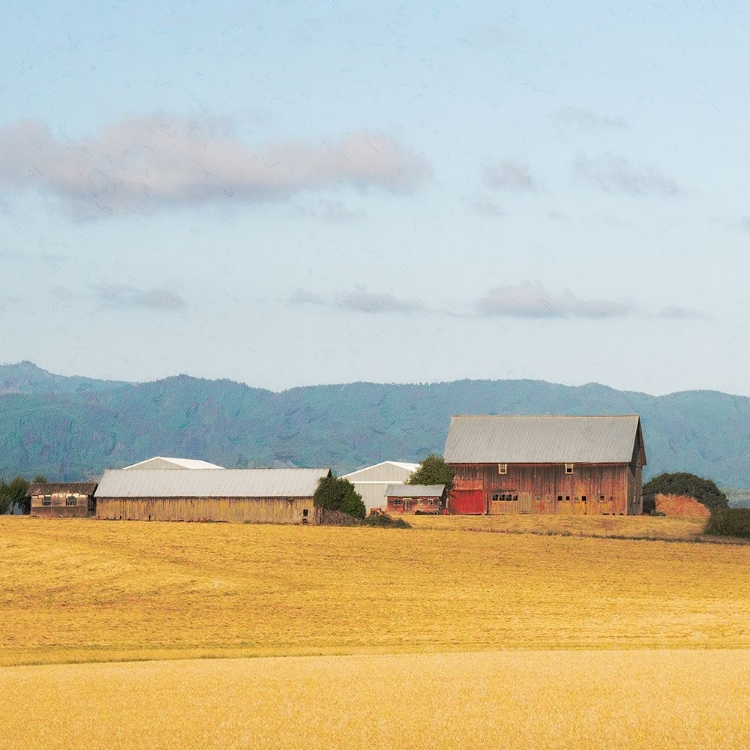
94;468;330;523
28;482;98;518
385;484;445;515
444;415;646;516
123;456;224;470
341;461;419;512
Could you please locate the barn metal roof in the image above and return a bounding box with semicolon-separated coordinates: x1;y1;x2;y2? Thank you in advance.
444;415;645;464
122;457;225;470
385;484;445;497
95;468;330;498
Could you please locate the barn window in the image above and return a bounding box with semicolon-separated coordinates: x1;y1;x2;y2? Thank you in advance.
42;495;52;506
498;463;507;475
66;496;77;506
600;496;605;501
565;496;570;502
513;495;518;501
565;463;574;474
581;496;586;503
392;499;402;506
557;495;563;502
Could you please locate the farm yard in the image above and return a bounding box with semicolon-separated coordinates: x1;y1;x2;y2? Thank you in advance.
2;516;750;747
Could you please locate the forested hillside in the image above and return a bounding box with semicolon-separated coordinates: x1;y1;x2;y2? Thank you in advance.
2;363;750;486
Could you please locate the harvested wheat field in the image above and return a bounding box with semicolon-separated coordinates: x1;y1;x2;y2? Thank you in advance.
408;512;709;539
2;516;750;667
2;650;749;749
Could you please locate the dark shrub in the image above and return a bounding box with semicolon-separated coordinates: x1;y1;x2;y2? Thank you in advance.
363;513;411;529
704;508;750;539
318;509;364;526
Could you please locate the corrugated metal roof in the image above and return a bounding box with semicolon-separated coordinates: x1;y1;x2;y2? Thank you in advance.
28;482;98;496
122;457;225;470
342;461;419;483
385;484;445;497
95;468;330;498
444;415;643;464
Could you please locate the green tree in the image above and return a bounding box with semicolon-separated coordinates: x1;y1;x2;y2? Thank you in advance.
313;476;366;519
642;472;728;510
406;454;454;494
0;476;32;515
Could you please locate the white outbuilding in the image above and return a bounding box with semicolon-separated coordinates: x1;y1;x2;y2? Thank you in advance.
341;461;419;512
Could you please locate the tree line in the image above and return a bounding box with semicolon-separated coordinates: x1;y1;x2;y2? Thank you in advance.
0;475;46;515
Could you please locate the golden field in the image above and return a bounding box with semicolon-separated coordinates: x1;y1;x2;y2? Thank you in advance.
1;515;749;666
2;650;749;749
2;516;750;748
407;512;710;539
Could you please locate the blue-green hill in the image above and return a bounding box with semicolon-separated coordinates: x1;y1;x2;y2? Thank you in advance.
1;363;749;487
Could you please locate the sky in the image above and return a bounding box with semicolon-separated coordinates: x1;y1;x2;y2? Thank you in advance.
1;1;749;396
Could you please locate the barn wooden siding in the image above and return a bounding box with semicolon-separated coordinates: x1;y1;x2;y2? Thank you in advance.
449;463;641;516
95;496;316;524
30;492;92;518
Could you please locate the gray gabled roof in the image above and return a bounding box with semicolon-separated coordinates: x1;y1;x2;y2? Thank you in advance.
444;415;645;464
95;468;330;499
385;484;445;498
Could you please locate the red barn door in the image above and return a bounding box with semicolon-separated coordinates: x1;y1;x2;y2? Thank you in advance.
451;489;485;515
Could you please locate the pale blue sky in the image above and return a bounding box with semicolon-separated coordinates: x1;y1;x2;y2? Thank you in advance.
1;1;749;394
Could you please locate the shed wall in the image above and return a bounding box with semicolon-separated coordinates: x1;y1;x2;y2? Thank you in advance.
96;497;315;524
30;492;92;518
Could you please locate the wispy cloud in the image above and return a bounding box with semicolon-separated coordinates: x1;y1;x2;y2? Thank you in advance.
484;159;539;192
96;285;187;312
291;287;426;314
572;153;680;195
293;200;366;224
656;305;707;320
552;107;628;132
476;282;629;319
472;197;504;217
0;114;431;218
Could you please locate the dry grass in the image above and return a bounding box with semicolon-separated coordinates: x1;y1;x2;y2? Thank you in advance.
2;650;749;749
408;512;709;540
2;516;750;667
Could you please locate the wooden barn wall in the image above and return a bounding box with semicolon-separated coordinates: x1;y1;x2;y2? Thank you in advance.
96;497;316;524
449;463;634;515
30;493;92;518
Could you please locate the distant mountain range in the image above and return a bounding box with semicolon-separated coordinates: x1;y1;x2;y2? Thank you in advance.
2;361;750;491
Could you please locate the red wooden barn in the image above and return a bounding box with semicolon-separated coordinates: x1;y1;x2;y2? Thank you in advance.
443;415;646;516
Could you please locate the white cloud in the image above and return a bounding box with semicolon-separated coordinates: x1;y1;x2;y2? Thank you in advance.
572;153;680;195
476;282;629;319
552;107;629;132
0;114;431;218
484;159;539;192
290;287;426;314
96;285;187;312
